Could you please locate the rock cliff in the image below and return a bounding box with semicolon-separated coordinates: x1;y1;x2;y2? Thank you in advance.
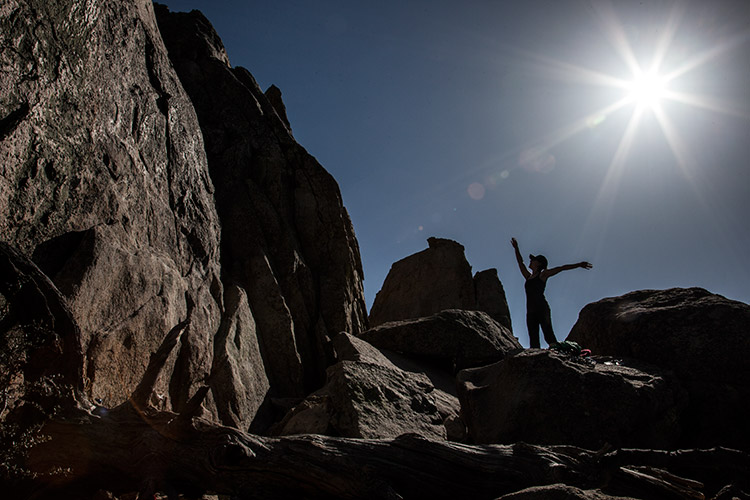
369;237;513;331
0;0;367;430
154;5;368;399
1;0;223;416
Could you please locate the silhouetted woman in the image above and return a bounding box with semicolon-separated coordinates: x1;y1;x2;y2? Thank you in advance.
511;237;592;348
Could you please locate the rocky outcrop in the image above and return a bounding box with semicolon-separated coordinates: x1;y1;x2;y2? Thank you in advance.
361;309;521;371
273;333;453;440
369;237;512;331
154;5;367;397
457;350;685;449
567;288;750;449
3;258;747;499
0;0;222;415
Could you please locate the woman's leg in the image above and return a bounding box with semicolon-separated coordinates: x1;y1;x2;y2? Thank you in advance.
539;306;558;346
526;312;541;349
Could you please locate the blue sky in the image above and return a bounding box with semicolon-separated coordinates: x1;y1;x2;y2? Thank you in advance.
162;0;750;346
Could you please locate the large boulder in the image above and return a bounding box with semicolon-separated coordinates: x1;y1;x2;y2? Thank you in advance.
369;237;512;331
567;288;750;449
360;309;521;371
1;0;222;415
155;5;368;397
273;333;453;440
457;350;685;449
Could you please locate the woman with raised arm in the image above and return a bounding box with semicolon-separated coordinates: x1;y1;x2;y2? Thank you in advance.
511;237;592;348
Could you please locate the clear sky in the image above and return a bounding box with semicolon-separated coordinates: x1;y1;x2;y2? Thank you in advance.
162;0;750;346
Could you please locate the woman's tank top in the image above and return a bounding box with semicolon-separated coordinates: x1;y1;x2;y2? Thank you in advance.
524;274;548;311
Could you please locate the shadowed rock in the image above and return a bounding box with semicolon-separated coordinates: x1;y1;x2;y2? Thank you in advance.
474;268;513;333
155;5;367;398
457;350;685;449
0;242;84;407
369;237;512;331
361;309;521;372
497;484;637;499
210;285;270;430
273;333;450;440
567;287;750;449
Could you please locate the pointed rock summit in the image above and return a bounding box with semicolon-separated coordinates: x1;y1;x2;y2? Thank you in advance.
369;237;512;331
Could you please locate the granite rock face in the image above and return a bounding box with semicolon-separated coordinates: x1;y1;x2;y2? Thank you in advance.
0;0;222;414
273;333;451;440
369;237;512;331
474;268;513;333
210;285;269;430
361;309;521;371
1;0;367;425
457;350;685;449
567;288;750;449
155;6;368;397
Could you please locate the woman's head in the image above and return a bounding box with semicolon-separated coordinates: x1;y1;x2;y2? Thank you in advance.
529;254;548;271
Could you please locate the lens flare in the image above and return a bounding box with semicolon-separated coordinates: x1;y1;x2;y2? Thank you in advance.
467;182;486;200
519;148;556;174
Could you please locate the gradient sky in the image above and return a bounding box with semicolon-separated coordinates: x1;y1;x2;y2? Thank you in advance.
162;0;750;346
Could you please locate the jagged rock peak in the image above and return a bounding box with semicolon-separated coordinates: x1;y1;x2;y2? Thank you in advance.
153;3;231;66
265;84;292;133
369;237;512;331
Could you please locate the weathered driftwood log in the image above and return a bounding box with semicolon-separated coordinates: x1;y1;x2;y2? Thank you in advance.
1;242;747;500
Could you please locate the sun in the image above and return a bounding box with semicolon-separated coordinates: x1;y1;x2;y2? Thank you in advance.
508;0;747;190
627;70;666;109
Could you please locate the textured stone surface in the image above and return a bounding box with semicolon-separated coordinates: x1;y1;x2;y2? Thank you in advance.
155;5;367;397
360;309;521;371
0;241;84;410
369;238;476;326
497;484;638;500
210;285;269;430
567;287;750;449
1;0;222;414
457;350;685;449
474;268;512;332
334;333;465;441
273;333;453;440
369;237;513;331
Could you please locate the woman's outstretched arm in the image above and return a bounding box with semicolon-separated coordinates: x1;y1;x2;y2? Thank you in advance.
542;261;592;279
511;238;531;279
